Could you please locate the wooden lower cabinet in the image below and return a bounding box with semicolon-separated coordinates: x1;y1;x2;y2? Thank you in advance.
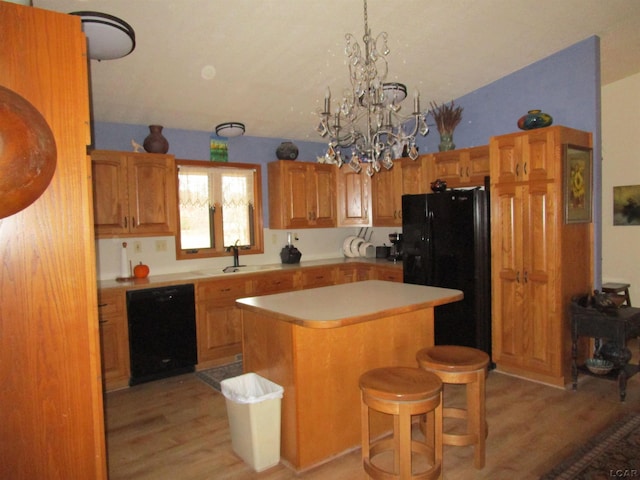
299;266;336;289
97;289;129;391
335;264;375;284
196;277;252;369
98;262;403;385
375;264;404;282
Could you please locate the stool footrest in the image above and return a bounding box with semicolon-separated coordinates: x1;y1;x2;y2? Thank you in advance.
366;437;441;480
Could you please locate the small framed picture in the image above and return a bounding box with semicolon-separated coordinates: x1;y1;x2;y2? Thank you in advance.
210;137;228;162
563;144;592;224
613;185;640;225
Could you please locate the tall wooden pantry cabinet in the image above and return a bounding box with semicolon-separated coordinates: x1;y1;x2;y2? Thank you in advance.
0;4;107;479
490;126;593;387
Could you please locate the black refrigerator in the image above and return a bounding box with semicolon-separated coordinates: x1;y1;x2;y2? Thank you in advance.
402;188;492;358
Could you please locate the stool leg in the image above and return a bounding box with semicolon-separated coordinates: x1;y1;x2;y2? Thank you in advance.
361;395;370;466
434;392;443;480
468;372;486;469
398;406;411;478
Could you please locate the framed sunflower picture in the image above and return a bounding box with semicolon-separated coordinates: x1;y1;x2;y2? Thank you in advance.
563;144;592;223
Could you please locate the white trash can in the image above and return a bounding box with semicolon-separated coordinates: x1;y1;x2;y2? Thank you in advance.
220;373;284;472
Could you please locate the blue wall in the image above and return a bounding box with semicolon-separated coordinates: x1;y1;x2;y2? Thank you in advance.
93;36;602;282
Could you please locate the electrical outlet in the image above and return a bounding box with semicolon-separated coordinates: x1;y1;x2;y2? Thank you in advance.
133;241;142;253
271;234;277;245
155;239;167;252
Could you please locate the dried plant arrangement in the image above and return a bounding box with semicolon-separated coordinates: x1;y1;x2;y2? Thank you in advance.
429;101;463;135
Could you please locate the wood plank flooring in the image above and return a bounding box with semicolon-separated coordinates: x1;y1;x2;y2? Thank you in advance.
106;365;640;479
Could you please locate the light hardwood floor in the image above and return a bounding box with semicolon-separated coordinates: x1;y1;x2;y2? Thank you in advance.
106;363;640;480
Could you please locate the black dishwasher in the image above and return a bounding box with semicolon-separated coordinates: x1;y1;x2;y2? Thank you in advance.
126;284;197;386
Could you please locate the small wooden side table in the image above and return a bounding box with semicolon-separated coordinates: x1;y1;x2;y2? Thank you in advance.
570;303;640;401
602;282;632;307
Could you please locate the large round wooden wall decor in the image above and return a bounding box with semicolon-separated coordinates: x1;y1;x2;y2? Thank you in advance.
0;85;57;219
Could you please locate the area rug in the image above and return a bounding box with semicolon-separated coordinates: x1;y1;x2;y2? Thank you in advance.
540;412;640;479
195;361;243;393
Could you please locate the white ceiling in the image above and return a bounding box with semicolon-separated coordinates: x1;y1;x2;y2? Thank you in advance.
33;0;640;142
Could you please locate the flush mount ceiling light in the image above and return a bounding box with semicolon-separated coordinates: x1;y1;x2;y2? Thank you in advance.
315;0;428;176
215;122;245;138
70;11;135;61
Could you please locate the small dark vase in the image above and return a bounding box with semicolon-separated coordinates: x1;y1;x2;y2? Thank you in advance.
276;141;299;160
517;110;553;130
143;125;169;154
430;179;447;192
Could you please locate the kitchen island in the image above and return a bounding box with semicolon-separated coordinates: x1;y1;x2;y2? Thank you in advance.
236;280;462;471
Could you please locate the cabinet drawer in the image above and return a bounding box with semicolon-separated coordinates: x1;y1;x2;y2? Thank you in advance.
376;267;403;283
301;267;335;289
198;278;251;304
252;272;296;295
97;289;124;317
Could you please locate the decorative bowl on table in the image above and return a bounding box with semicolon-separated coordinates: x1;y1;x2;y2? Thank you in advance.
585;358;614;375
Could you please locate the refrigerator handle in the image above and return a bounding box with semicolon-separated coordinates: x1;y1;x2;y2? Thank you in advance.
427;210;436;281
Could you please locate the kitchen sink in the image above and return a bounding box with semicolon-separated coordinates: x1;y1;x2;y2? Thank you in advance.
191;265;280;277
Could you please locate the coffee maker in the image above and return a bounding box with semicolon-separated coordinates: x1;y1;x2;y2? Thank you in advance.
388;233;403;262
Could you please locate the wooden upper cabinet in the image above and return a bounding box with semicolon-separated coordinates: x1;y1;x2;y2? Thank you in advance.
399;155;431;194
371;164;403;226
268;161;337;229
336;166;371;226
370;156;431;226
490;126;592;185
91;150;177;237
431;145;490;188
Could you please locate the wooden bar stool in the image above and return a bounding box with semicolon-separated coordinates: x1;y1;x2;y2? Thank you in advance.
416;345;489;469
359;367;443;480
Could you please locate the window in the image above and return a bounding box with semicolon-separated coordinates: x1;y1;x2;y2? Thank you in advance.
175;159;263;259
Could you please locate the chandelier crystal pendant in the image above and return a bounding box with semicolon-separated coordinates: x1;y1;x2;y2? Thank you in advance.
316;0;429;176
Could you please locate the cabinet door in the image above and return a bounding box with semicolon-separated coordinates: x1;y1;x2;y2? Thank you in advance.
284;162;312;228
376;265;403;282
196;277;250;365
269;161;336;228
92;155;128;235
198;305;243;363
97;289;129;390
127;155;176;235
300;266;336;289
466;145;491;185
371;166;402;226
521;181;555;372
432;150;465;187
400;156;430;194
490;130;553;184
309;164;336;227
336;167;371;226
490;134;525;184
91;151;177;237
491;181;555;373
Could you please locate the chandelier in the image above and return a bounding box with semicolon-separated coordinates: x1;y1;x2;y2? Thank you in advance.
316;0;429;176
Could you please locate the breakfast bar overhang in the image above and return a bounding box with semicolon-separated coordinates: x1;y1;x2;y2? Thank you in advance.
236;280;463;471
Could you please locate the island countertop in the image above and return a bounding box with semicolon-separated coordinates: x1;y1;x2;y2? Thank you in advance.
236;280;463;328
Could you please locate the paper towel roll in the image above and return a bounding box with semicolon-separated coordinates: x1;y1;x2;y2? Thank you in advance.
120;242;129;278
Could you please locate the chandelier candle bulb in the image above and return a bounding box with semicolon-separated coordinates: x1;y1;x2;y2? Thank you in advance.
324;88;331;113
414;89;420;113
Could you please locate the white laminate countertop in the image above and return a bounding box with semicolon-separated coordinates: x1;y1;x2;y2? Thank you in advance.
236;280;463;328
97;257;401;290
